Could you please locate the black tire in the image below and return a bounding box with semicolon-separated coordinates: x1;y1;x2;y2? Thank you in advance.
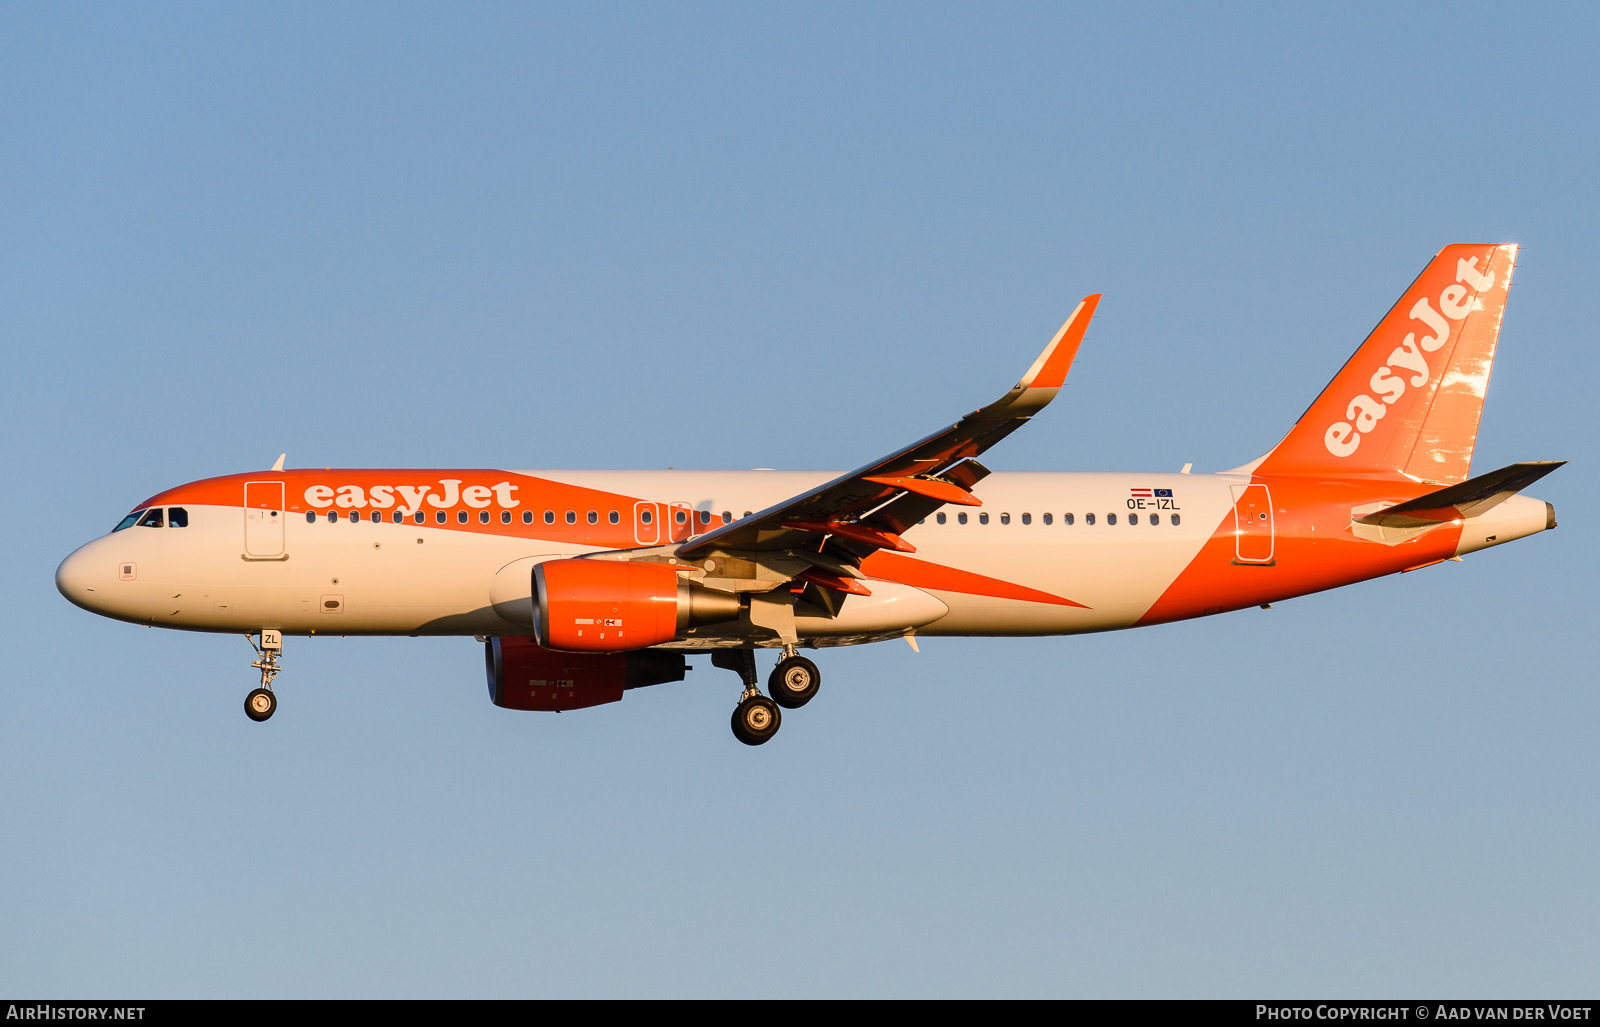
245;688;277;722
730;696;781;745
769;656;820;709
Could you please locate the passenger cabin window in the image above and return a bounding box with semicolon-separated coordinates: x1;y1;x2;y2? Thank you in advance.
545;510;556;524
1021;513;1031;525
137;509;164;528
1107;513;1117;525
936;512;947;524
1149;514;1159;525
392;511;404;523
502;511;512;524
1129;513;1138;525
327;511;338;523
1043;513;1053;525
979;513;990;525
957;512;968;525
999;513;1010;525
436;511;447;524
674;510;687;525
609;510;620;524
721;511;732;524
113;512;141;532
1171;514;1181;526
640;509;653;524
457;510;469;524
1084;513;1094;525
306;511;317;524
522;510;533;524
414;512;425;524
168;507;188;527
565;511;576;524
587;511;598;524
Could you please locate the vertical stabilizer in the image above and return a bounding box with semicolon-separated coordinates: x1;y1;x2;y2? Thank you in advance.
1256;244;1517;483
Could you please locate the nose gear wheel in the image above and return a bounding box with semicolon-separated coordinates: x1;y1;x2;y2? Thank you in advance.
244;630;283;723
245;688;277;721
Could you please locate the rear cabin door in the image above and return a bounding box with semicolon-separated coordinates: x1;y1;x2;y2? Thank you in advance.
1230;483;1275;564
244;481;286;558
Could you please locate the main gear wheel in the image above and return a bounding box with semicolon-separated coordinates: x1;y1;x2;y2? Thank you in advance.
731;695;781;745
769;655;820;709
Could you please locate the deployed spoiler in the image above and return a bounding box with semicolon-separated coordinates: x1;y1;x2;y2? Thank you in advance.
1354;461;1565;529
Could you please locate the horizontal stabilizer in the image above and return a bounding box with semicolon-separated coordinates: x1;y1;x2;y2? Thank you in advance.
1354;461;1564;528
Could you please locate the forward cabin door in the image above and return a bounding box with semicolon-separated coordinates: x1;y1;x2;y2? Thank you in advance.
244;481;286;558
1230;483;1275;565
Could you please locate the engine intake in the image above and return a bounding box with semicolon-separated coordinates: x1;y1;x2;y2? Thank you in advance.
533;558;742;652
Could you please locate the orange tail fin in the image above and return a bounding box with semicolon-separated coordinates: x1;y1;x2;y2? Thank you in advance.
1256;243;1518;483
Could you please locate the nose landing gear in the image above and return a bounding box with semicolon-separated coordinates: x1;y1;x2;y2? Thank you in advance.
244;629;282;722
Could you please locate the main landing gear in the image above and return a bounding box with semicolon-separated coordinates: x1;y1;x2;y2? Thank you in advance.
714;649;779;745
244;629;283;722
713;646;823;745
769;653;821;709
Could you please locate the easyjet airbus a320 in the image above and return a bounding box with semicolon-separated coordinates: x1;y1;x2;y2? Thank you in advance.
57;244;1561;744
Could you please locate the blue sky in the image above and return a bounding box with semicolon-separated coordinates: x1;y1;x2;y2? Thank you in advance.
2;2;1596;997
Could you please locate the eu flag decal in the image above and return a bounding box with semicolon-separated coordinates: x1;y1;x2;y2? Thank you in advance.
1154;488;1173;498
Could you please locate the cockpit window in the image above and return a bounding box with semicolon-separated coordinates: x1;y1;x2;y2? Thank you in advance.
167;507;188;527
136;508;165;528
113;512;141;532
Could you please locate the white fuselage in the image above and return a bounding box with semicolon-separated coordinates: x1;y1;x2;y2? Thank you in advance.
55;468;1552;644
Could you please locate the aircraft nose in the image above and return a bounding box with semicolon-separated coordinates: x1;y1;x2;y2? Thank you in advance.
56;540;112;613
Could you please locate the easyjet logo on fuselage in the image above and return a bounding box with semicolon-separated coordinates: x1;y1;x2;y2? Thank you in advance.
305;479;520;515
1323;256;1497;458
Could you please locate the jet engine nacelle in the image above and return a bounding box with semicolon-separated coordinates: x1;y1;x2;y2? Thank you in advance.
485;635;689;711
533;558;742;652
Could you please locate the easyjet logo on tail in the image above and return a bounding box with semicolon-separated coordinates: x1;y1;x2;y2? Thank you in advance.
1323;255;1498;458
